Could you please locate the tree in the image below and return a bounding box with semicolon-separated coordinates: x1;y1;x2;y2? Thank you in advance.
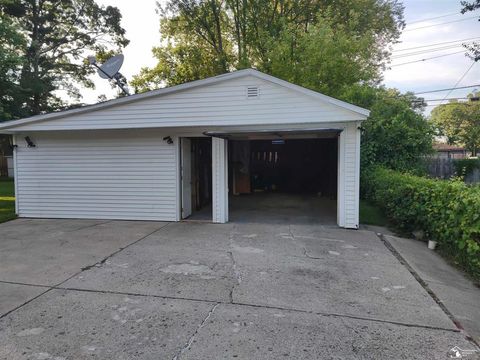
0;0;129;118
131;0;404;94
431;95;480;156
461;0;480;60
0;5;25;120
342;85;434;172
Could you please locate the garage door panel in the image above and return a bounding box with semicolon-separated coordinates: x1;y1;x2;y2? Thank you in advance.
15;132;178;221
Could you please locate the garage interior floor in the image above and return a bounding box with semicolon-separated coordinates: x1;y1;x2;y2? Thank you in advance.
188;193;336;224
0;218;478;359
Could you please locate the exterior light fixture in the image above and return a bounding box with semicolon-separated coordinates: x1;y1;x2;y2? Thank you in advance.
24;136;36;147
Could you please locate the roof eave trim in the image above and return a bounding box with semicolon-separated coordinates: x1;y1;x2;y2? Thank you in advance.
0;69;255;130
0;68;370;130
249;70;370;117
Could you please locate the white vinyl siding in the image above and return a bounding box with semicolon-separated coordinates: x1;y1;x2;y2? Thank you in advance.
10;76;365;132
15;131;177;221
342;124;361;229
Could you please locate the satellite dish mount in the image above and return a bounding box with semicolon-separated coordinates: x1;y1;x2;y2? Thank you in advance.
88;54;130;95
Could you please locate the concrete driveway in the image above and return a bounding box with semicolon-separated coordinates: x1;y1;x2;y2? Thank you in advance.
0;218;477;359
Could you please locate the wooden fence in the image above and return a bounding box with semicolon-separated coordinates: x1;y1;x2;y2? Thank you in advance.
465;168;480;184
426;158;480;184
0;156;8;177
426;158;456;179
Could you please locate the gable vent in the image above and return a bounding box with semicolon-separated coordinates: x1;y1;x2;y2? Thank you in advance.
246;86;259;98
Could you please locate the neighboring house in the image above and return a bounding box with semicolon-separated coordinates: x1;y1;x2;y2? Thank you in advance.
433;143;468;159
0;69;369;228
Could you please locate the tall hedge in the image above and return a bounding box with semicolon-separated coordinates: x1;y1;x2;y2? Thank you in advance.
363;167;480;279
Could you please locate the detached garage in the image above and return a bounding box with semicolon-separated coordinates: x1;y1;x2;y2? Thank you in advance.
0;69;369;228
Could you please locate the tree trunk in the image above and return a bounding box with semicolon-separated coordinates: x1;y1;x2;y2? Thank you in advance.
21;0;42;115
210;0;228;72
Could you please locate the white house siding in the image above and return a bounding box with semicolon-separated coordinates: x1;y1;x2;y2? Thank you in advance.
14;130;178;221
9;76;365;132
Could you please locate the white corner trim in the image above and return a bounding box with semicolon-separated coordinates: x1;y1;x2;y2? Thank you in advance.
175;136;181;221
13;134;18;215
337;129;345;227
212;137;228;223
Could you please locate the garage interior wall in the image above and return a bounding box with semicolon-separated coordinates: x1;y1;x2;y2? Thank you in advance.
14;130;178;221
230;138;337;196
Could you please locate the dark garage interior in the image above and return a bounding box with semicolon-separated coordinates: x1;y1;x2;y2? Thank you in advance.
228;137;338;224
190;137;212;219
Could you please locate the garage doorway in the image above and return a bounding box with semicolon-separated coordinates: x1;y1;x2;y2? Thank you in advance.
180;137;212;220
228;136;338;224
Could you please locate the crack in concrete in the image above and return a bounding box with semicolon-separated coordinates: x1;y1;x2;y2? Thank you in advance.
288;224;323;260
227;224;242;303
302;247;322;260
378;232;479;346
71;219;113;232
227;251;242;303
172;303;219;360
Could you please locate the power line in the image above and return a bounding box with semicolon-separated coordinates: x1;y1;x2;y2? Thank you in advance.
424;101;475;107
414;84;480;95
383;85;479;102
441;61;477;104
404;16;479;32
393;37;480;52
391;43;474;58
415;97;470;102
390;50;467;67
407;12;461;25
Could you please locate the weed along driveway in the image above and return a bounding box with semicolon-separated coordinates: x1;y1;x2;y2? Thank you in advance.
0;219;478;359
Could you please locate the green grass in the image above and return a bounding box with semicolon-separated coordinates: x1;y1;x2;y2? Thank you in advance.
0;178;16;223
359;199;388;226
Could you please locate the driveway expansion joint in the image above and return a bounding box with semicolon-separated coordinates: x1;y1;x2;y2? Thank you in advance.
0;280;51;289
0;222;172;320
46;285;461;334
377;232;478;346
80;222;171;272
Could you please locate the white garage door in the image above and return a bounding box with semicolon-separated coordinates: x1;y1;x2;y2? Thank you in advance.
15;131;178;221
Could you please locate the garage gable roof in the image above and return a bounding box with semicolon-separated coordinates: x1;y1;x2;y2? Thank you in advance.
0;69;369;132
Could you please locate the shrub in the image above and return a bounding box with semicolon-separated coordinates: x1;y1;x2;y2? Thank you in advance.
363;167;480;279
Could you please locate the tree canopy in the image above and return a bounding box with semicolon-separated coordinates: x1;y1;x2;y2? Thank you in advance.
131;0;405;95
461;0;480;60
0;0;129;119
431;95;480;156
342;85;434;172
0;5;25;120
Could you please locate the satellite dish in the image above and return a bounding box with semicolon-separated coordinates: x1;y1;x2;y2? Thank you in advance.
88;54;130;95
98;54;124;79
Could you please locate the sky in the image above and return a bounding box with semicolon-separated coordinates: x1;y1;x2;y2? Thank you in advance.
82;0;479;115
